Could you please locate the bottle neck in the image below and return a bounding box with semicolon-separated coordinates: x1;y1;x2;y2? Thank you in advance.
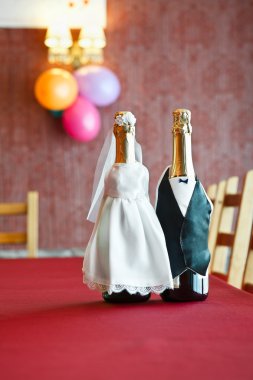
114;130;136;164
169;131;195;178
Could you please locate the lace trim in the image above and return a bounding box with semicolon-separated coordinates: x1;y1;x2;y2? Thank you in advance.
83;274;173;295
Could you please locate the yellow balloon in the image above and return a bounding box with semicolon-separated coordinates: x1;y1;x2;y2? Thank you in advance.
34;68;78;111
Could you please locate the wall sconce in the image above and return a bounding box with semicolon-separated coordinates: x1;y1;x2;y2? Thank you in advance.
44;23;106;68
45;24;73;65
78;25;106;63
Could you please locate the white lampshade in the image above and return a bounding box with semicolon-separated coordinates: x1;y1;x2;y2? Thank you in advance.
78;26;106;49
45;23;73;49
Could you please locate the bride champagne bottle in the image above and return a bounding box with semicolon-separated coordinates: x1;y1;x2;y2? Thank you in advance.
102;112;151;302
83;111;174;303
156;109;212;301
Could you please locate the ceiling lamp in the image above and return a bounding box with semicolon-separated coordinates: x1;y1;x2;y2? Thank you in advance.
44;23;106;68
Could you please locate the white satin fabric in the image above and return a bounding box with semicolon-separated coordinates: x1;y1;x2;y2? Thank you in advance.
169;177;196;216
83;162;174;295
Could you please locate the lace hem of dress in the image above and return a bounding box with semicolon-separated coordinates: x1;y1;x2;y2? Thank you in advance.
83;274;173;295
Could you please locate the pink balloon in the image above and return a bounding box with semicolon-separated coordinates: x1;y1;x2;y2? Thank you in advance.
62;97;101;142
75;65;121;107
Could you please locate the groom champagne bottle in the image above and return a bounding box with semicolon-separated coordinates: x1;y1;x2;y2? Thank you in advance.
156;109;212;301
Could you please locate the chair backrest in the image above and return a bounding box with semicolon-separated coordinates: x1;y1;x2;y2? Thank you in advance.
210;170;253;289
0;192;39;258
243;231;253;292
210;176;239;275
208;179;227;270
228;170;253;288
207;183;217;205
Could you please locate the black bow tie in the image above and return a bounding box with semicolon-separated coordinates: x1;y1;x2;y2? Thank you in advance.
179;178;188;184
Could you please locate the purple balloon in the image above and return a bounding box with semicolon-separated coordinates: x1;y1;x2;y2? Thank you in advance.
75;65;121;107
62;96;101;142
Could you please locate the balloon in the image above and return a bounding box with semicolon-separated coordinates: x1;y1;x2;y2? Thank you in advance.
62;97;101;142
75;65;121;107
49;110;63;118
35;68;78;111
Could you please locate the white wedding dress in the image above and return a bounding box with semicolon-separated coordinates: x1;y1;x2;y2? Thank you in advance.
83;161;174;295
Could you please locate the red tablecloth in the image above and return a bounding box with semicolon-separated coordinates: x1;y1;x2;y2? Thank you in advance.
0;258;253;380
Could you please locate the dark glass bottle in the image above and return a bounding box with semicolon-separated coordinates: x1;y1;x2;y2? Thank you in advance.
157;109;211;302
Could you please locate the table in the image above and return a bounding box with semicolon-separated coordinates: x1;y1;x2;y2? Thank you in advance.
0;258;253;380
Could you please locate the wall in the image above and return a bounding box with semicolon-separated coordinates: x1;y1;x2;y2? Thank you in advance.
0;0;252;248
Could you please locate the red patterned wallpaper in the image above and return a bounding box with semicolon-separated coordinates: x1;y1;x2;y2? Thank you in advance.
0;0;253;249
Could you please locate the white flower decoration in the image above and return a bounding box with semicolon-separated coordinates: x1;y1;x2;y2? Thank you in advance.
123;112;136;126
115;115;124;126
115;112;136;131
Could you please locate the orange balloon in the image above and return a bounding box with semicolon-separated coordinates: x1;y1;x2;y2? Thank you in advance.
34;68;78;111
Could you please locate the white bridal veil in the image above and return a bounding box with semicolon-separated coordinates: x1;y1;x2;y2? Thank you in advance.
87;129;142;222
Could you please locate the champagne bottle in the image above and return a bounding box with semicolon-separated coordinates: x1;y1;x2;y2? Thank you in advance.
102;111;151;303
156;109;212;301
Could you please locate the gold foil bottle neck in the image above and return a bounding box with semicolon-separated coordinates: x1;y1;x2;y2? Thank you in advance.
113;111;136;164
172;108;192;134
169;108;195;179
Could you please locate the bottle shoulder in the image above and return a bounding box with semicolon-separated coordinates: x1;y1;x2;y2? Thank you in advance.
112;161;148;173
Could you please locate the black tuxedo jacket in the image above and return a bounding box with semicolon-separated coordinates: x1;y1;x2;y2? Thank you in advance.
156;169;212;278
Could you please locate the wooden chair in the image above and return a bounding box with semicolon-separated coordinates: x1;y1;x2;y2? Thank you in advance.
0;192;39;258
207;179;227;269
207;183;217;205
243;231;253;293
210;170;253;289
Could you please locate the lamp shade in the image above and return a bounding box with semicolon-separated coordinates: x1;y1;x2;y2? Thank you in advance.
78;26;106;49
45;24;73;49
